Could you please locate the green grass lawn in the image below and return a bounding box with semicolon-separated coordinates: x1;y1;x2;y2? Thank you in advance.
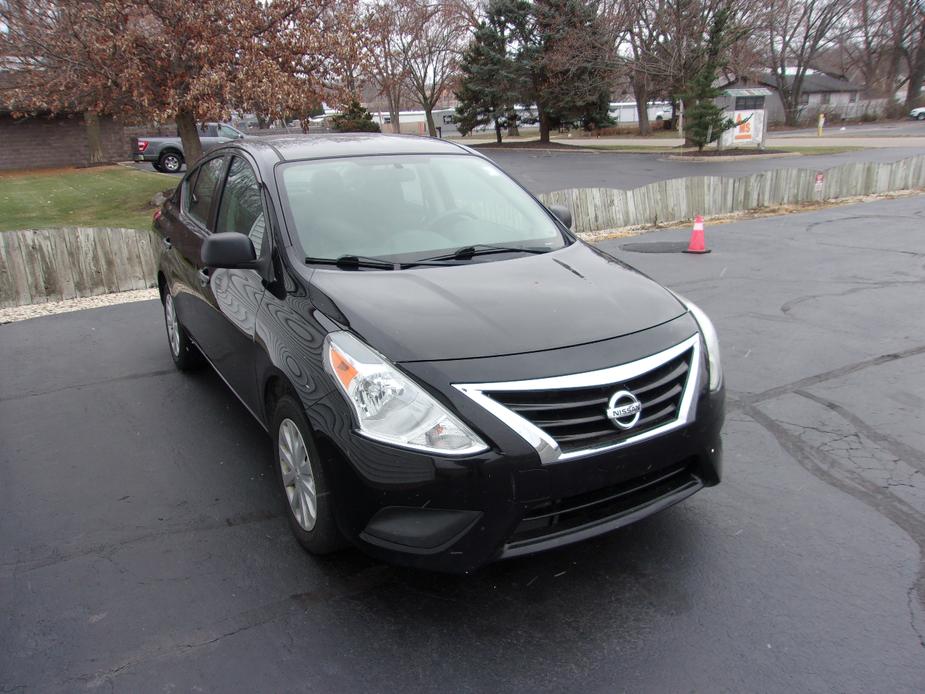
0;165;176;232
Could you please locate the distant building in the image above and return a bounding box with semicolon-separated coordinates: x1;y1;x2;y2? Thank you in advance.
721;71;864;124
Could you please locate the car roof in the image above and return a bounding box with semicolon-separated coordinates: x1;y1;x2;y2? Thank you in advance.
231;133;475;163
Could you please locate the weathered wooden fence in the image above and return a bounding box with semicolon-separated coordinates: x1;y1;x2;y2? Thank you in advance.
1;155;924;308
0;228;158;309
538;154;925;234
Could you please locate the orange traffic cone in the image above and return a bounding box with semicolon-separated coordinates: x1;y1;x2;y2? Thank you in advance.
684;215;711;254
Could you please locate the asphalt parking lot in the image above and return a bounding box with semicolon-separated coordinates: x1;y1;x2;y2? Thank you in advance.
134;145;925;194
2;196;924;692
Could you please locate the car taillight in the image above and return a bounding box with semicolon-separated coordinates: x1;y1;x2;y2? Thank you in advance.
137;140;149;152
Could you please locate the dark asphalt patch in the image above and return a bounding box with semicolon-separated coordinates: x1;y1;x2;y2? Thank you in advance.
620;241;689;253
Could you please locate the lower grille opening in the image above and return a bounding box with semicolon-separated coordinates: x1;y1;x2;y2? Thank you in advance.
507;459;700;550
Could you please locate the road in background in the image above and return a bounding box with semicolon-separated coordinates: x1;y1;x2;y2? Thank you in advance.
2;196;924;692
768;120;925;138
133;144;925;195
483;146;925;194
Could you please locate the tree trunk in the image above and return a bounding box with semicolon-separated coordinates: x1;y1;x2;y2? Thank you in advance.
782;73;805;127
538;109;551;143
425;106;437;137
906;47;925;109
176;109;204;168
634;80;650;135
507;110;519;137
83;111;103;166
387;91;401;134
494;119;503;144
256;114;268;129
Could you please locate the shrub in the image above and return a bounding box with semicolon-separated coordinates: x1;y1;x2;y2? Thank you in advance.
331;101;381;133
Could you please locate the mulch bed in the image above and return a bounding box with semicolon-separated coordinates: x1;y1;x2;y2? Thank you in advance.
672;148;788;157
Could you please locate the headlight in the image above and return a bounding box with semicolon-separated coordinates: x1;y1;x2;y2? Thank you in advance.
324;331;488;455
677;297;722;391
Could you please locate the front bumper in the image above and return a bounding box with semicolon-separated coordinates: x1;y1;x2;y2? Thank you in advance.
306;378;724;574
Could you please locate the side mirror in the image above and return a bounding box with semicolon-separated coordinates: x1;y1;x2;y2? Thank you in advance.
201;232;256;269
548;204;572;230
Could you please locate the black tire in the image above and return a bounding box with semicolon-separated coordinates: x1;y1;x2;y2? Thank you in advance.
917;113;925;121
162;289;203;371
158;150;184;174
151;162;164;173
271;395;344;555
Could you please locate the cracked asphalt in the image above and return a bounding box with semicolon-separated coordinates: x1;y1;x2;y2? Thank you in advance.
1;195;924;692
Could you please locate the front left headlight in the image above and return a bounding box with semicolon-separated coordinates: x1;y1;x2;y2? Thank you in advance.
678;297;722;392
324;331;488;456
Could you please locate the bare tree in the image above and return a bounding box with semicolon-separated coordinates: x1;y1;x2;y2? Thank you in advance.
623;0;661;134
762;0;849;125
902;0;925;108
365;2;411;132
400;0;467;137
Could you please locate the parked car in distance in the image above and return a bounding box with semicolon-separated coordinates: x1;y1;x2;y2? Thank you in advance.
910;107;925;121
153;134;725;573
132;122;245;173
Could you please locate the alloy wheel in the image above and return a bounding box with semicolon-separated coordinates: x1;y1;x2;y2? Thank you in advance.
278;418;317;531
164;293;180;357
162;154;181;172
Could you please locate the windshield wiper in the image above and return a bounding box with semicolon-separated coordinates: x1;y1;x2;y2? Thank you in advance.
412;244;554;264
305;255;397;270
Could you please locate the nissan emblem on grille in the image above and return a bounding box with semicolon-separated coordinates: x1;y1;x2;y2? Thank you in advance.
606;390;642;430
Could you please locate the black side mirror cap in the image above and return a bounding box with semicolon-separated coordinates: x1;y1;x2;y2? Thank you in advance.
548;204;572;230
201;232;257;269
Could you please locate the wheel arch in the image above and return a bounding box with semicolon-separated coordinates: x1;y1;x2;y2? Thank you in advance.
262;369;350;482
157;271;167;301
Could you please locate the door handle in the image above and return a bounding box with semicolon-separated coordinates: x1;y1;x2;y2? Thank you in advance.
198;268;211;287
162;237;172;250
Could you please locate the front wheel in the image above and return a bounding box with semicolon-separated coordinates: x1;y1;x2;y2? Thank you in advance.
163;290;202;371
158;151;184;173
917;113;925;121
272;395;344;555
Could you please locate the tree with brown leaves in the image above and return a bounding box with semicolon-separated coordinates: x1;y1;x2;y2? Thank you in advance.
0;0;357;165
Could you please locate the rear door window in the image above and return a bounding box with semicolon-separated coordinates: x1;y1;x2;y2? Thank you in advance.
219;125;241;139
186;157;226;229
216;157;266;256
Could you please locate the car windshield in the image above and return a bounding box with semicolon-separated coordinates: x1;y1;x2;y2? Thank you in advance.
278;154;569;264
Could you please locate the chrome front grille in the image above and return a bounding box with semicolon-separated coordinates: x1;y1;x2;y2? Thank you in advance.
454;335;701;463
489;348;692;454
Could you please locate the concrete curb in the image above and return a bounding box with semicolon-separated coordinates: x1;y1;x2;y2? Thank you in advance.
664;151;803;162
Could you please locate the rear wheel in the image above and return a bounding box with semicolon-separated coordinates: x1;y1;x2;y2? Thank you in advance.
151;162;164;173
158;151;184;173
162;290;202;371
271;395;343;554
917;113;925;121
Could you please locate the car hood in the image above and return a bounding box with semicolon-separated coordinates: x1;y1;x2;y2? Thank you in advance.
309;241;686;362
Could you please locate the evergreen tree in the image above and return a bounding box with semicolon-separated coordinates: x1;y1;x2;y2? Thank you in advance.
682;8;738;151
455;0;615;143
331;101;381;133
534;0;614;134
454;0;529;143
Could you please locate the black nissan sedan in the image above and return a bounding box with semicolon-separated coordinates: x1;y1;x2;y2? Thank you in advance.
153;134;724;572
